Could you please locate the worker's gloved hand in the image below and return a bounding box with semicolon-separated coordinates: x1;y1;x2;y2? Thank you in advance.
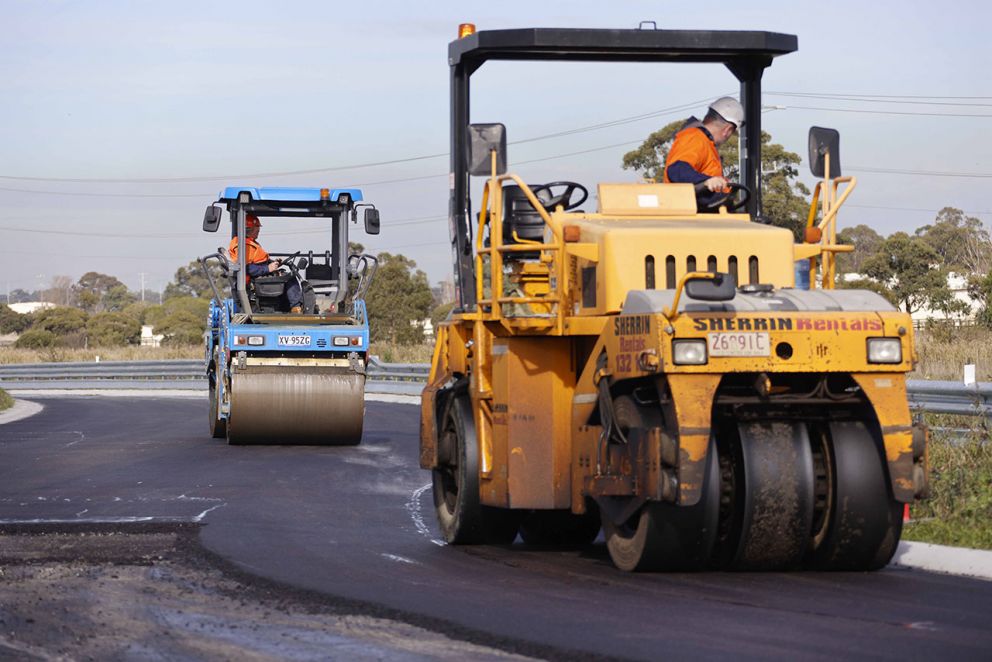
268;260;282;273
703;176;729;193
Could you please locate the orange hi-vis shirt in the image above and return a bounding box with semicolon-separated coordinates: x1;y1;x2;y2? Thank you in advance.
663;126;726;186
228;236;269;281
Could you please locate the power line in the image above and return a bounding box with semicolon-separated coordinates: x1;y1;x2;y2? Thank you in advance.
847;204;992;215
766;92;992;107
781;105;992;118
847;165;992;178
0;248;188;261
0;152;450;185
0;96;724;185
2;89;990;194
767;91;992;100
0;213;451;239
0;186;210;198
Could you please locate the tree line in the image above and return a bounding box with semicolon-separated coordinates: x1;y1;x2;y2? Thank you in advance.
1;250;442;350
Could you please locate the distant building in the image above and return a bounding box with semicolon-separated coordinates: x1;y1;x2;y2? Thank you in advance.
141;325;165;347
8;301;55;314
909;273;977;324
432;278;456;305
842;272;978;323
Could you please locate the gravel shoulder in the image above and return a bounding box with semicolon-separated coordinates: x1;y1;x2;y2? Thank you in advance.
0;524;534;662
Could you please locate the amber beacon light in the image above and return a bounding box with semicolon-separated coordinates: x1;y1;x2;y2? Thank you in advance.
458;23;476;38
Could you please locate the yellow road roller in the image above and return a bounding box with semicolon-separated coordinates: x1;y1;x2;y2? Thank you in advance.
420;26;928;571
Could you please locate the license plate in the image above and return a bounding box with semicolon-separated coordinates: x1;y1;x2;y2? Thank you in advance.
707;332;770;357
278;335;311;347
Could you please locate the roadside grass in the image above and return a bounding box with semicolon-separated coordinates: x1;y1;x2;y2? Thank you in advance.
913;325;992;381
369;341;434;364
902;418;992;550
0;388;12;412
0;346;200;364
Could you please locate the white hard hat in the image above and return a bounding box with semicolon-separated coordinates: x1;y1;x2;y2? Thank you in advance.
709;97;745;128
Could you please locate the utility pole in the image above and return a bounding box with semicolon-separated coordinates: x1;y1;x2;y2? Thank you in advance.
139;272;146;303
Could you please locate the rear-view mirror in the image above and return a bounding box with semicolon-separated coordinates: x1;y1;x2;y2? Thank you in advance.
202;205;223;232
468;123;507;177
684;273;736;302
364;208;381;235
808;126;841;178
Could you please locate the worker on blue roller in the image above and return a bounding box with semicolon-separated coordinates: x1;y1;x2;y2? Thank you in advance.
663;97;744;211
229;214;303;313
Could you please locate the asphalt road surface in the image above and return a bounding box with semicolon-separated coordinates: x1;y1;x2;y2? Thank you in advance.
2;395;991;660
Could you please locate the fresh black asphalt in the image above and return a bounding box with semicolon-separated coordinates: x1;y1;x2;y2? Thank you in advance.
1;396;991;660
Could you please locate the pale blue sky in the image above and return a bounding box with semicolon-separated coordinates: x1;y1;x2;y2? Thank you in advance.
2;0;990;295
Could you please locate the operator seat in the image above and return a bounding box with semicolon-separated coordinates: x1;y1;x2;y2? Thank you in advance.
501;184;551;254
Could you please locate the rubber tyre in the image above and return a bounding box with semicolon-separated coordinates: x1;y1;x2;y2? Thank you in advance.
808;420;903;571
601;396;720;571
728;420;815;571
208;375;227;439
432;394;519;545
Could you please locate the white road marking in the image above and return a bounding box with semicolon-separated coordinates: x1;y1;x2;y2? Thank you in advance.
406;482;445;547
64;431;85;447
192;504;227;522
381;553;418;565
176;494;223;503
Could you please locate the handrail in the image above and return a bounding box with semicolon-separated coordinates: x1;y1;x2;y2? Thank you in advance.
802;170;857;289
474;165;566;329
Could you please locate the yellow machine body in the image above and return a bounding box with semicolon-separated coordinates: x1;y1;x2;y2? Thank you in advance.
422;175;927;570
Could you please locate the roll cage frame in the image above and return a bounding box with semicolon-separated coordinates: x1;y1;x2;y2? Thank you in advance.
447;27;798;310
218;193;353;317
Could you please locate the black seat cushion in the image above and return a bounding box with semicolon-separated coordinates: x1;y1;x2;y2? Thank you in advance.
252;273;292;298
502;184;549;244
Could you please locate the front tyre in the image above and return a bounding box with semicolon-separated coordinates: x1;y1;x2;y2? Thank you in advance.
208;368;226;439
432;394;519;544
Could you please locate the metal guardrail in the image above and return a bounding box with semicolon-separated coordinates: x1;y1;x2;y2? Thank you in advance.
0;359;428;396
905;380;992;418
1;361;989;416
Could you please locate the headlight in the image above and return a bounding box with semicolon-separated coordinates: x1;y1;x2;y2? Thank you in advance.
673;339;707;365
234;335;264;346
333;336;349;346
867;338;902;364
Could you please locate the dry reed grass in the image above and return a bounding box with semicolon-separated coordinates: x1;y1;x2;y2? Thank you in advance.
913;326;992;381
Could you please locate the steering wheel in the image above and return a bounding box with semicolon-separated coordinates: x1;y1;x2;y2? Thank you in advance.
697;182;751;212
530;181;589;211
276;251;302;273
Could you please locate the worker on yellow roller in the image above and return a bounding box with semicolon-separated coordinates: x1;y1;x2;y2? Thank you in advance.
229;214;303;313
663;96;744;211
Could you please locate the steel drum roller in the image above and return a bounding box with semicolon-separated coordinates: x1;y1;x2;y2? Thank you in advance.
227;366;365;445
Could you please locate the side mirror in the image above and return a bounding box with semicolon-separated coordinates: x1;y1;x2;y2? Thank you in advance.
364;208;381;235
467;123;507;177
297;257;309;270
808;126;841;178
202;205;223;232
684;273;736;302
